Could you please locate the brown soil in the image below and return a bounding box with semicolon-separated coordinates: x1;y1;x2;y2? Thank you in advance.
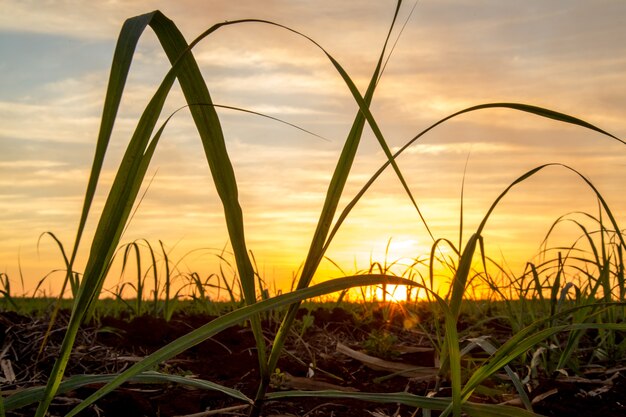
0;307;624;417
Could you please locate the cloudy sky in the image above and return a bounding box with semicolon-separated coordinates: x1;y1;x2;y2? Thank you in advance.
1;0;625;297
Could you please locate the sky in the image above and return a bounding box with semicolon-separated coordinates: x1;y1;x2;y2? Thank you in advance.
1;0;625;298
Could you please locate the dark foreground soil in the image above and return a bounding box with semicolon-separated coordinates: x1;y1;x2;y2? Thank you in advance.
0;307;624;417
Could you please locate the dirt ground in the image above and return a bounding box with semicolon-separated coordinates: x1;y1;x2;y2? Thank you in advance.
1;307;624;416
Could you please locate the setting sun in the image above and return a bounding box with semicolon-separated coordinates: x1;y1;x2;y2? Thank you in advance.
375;284;418;303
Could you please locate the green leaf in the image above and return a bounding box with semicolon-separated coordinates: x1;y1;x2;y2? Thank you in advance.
266;391;544;417
65;275;417;416
5;372;252;411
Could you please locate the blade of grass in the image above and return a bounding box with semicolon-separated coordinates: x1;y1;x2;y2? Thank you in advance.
35;232;73;356
465;336;533;412
6;371;252;412
35;12;196;414
0;273;17;311
443;311;462;417
120;241;143;315
62;12;154;292
323;103;625;263
265;391;543;417
64;274;419;417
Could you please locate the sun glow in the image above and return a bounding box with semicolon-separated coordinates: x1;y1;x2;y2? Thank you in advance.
341;284;427;303
376;284;411;302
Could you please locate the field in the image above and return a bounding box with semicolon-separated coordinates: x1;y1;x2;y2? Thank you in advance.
1;1;626;416
1;295;625;417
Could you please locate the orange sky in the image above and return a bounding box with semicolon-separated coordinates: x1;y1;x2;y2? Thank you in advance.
1;1;625;298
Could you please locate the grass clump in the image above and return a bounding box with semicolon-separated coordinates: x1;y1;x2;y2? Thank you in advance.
363;329;401;360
